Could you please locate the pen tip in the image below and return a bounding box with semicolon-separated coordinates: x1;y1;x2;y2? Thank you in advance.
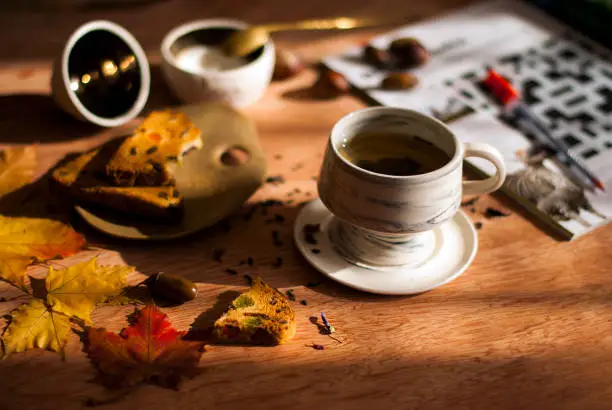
595;180;605;191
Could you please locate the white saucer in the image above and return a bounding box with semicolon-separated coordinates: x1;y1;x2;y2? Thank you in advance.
293;199;478;295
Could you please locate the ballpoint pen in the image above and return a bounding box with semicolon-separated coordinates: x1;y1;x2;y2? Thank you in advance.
483;69;605;192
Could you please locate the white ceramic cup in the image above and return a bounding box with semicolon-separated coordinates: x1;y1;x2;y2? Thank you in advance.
160;19;275;108
51;20;151;127
318;107;506;268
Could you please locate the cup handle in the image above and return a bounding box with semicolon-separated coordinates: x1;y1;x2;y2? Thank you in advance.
462;142;507;196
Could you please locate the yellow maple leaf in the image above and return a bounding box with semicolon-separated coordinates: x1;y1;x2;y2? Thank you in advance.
0;216;85;286
0;146;36;198
45;257;133;323
1;299;71;358
0;253;33;287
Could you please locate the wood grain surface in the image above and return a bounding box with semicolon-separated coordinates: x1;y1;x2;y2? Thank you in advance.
2;1;612;409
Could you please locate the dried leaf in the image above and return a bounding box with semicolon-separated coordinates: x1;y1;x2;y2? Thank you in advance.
84;305;205;389
0;216;85;286
45;258;132;323
1;299;71;358
0;254;33;287
0;146;36;198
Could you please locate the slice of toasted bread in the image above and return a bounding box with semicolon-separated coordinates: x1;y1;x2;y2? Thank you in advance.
213;278;296;345
51;144;183;222
105;110;202;186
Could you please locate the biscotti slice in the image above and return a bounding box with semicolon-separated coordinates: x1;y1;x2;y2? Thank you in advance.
213;278;296;345
105;110;202;186
51;146;183;222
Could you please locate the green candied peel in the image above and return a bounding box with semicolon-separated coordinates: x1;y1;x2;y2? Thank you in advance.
244;316;264;329
233;294;255;309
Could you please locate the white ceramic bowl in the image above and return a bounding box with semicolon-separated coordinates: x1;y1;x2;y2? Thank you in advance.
51;20;150;127
160;19;275;108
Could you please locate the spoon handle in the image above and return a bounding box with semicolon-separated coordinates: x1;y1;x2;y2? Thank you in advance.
262;17;382;33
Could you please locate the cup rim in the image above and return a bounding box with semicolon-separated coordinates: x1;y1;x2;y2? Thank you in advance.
60;20;151;128
160;18;274;77
329;107;462;181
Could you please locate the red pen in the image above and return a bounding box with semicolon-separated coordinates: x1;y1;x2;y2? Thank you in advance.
483;69;605;192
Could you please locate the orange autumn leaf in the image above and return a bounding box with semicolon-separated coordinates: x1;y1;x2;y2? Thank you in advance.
84;305;205;389
0;216;85;286
0;254;33;287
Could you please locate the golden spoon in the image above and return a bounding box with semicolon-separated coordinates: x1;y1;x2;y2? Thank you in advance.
223;17;384;57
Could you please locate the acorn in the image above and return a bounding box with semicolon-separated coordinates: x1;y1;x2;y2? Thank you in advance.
273;48;304;80
310;69;350;99
380;72;419;90
388;37;429;69
363;44;395;69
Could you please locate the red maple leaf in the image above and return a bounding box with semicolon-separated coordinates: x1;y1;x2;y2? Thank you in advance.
84;305;205;389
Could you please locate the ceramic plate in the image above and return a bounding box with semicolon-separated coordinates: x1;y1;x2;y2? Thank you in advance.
76;103;267;240
294;199;478;295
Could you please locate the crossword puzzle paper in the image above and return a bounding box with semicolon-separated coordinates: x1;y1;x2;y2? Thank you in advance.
324;0;612;239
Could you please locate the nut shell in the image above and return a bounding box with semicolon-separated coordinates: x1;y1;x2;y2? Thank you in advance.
388;37;429;69
273;48;304;80
363;45;395;69
310;69;350;99
381;72;419;90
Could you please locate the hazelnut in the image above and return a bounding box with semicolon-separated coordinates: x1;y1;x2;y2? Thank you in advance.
388;37;429;69
380;72;419;90
273;48;304;80
363;45;395;69
310;69;350;99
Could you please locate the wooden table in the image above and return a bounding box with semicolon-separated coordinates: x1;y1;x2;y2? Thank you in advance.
2;1;612;409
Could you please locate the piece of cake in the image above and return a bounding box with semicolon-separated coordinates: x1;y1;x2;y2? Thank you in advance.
105;110;202;186
51;144;183;222
213;278;296;345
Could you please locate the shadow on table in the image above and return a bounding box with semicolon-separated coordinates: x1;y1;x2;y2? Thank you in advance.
0;93;100;144
141;64;182;114
74;198;425;301
79;200;329;291
0;346;607;410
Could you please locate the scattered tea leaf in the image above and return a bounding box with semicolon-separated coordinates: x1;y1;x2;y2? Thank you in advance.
84;305;205;389
474;222;483;230
484;207;510;218
225;268;238;275
271;257;283;268
300;299;308;306
310;344;325;350
244;274;253;286
265;175;285;184
306;281;320;288
311;249;321;254
286;289;295;301
272;230;283;247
